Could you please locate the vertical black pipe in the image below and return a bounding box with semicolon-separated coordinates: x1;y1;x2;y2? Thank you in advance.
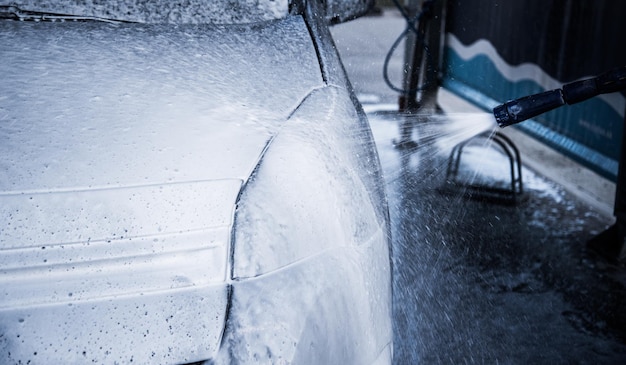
587;104;626;261
420;0;444;112
396;0;444;148
398;0;427;113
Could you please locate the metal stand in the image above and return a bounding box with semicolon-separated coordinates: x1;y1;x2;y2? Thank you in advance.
445;131;523;203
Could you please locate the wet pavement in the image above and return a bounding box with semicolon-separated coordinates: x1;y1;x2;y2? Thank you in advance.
332;8;626;364
369;110;626;364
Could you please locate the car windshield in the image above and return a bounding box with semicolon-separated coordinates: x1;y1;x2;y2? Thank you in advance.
0;0;290;24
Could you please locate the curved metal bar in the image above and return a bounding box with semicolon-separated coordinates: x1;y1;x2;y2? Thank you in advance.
444;129;524;200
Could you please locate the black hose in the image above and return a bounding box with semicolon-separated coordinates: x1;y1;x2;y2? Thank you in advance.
383;0;435;94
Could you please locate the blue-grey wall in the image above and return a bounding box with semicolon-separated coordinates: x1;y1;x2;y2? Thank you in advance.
442;0;626;181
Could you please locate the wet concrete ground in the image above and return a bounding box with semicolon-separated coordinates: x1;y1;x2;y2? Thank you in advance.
369;111;626;364
332;8;626;364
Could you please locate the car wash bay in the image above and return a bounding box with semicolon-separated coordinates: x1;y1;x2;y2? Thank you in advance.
331;6;626;364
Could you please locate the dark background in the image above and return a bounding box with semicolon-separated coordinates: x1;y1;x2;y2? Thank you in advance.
446;0;626;82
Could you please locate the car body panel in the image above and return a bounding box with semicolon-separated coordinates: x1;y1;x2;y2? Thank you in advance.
0;2;393;364
0;16;325;364
1;19;323;191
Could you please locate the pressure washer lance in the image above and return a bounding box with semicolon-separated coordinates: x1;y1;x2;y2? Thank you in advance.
493;65;626;128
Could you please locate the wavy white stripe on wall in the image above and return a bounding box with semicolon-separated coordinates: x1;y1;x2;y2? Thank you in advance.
446;33;625;119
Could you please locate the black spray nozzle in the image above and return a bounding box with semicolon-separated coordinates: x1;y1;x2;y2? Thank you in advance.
493;89;564;128
493;65;626;128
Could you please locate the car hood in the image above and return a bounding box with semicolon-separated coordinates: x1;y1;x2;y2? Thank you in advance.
0;16;323;364
1;18;323;192
1;17;324;248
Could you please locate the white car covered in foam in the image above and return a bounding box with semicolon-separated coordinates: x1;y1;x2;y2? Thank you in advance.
0;1;392;364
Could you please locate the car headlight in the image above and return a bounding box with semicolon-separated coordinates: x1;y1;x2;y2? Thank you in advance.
233;86;388;278
216;86;392;365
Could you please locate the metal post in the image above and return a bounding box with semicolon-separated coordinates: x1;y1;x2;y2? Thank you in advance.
398;0;424;113
395;0;444;149
420;0;445;112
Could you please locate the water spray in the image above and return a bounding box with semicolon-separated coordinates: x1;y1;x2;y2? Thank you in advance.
493;65;626;128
